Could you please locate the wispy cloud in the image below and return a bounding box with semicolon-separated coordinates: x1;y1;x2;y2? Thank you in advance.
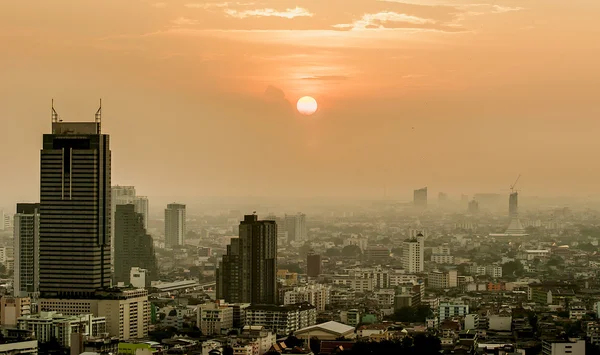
301;75;349;81
172;17;200;26
491;5;524;13
151;2;167;8
225;7;313;19
185;2;229;9
333;11;435;31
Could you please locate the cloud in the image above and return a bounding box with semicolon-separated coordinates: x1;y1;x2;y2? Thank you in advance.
301;75;349;81
333;11;436;31
185;2;229;9
172;17;200;26
491;5;524;13
225;7;313;19
151;2;167;8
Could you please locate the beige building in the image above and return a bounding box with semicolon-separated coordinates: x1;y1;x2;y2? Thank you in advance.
18;312;106;347
283;284;331;311
198;301;233;335
294;321;355;341
0;296;31;326
39;288;149;340
428;270;458;289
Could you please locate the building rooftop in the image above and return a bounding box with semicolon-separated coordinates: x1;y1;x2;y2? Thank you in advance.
295;321;354;336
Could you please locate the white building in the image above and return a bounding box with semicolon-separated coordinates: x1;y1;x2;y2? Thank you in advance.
465;314;479;330
18;312;106;347
402;234;424;273
198;301;233;335
486;265;503;278
389;274;418;287
283;284;331;311
130;267;148;288
541;339;585;355
245;303;316;336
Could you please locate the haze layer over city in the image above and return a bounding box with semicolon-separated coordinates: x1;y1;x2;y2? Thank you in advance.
2;1;600;355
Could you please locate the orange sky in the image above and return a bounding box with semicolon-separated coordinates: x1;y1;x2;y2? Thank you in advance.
1;0;600;203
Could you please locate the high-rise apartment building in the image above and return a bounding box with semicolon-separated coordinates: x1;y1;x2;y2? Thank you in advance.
13;203;40;297
114;204;158;285
40;116;111;298
402;233;424;273
306;252;322;278
217;214;277;304
413;187;428;209
111;186;150;264
284;213;307;242
165;203;186;247
133;196;149;230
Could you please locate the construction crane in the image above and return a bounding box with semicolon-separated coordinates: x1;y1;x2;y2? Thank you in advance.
510;174;521;193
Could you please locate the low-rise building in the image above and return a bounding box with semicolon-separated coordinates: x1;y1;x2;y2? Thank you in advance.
245;303;316;336
198;301;233;335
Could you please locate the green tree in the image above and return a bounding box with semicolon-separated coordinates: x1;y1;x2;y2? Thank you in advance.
342;245;362;257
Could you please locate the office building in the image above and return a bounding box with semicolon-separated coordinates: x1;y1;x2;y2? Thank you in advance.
39;113;111;298
217;214;277;304
133;196;149;230
114;204;158;285
427;270;458;289
306;252;322;278
413;187;427;209
39;288;149;340
402;233;424;273
165;203;186;247
13;203;40;297
111;187;150;266
284;213;307;242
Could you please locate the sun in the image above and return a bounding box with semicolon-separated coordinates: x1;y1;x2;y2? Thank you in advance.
297;96;318;115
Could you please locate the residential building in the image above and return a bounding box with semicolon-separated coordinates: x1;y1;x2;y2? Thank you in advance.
114;204;158;285
428;270;458;289
0;296;31;326
165;203;186;247
431;255;455;264
541;339;585;355
283;284;331;311
217;214;277;304
198;301;233;335
244;303;316;336
402;233;424;273
39;118;111;298
13;203;40;298
0;340;37;354
438;303;469;323
464;314;479;330
486;265;503;278
284;213;307;242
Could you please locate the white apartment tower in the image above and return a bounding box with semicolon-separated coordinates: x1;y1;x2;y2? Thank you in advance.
402;233;424;273
13;204;40;298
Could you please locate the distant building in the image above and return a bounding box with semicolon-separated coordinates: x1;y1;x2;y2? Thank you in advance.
438;303;469;324
468;200;479;214
402;233;424;273
509;192;518;218
18;312;106;348
413;187;427;209
428;270;458;289
284;213;307;242
165;203;186;247
13;203;40;298
283;284;331;311
306;252;322;278
217;215;277;304
365;246;390;261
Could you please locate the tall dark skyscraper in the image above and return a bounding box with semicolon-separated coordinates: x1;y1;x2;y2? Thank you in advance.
39;105;111;298
217;214;277;304
307;251;322;278
114;204;158;286
13;203;40;297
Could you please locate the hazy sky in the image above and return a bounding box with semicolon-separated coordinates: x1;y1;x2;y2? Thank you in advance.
1;0;600;204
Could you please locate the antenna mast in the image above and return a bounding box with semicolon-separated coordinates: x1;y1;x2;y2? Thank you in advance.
51;99;59;123
95;98;102;133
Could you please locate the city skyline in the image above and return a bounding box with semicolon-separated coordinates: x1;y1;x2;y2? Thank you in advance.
2;1;600;203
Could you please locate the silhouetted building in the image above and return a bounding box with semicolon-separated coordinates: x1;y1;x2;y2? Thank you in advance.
40;114;111;298
307;252;321;278
509;192;518;217
468;200;479;214
165;203;186;247
413;187;427;209
13;203;40;297
284;213;307;242
217;214;277;304
114;204;158;286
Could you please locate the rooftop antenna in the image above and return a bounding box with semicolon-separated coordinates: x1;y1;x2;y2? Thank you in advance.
95;98;102;133
51;99;60;122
